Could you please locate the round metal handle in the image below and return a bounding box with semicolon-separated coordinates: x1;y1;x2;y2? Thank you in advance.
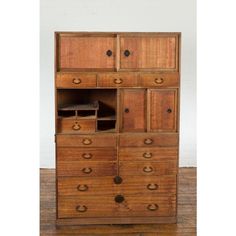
114;176;123;184
124;50;130;57
113;78;123;84
82;153;93;159
143;152;152;159
154;78;164;84
72;78;81;84
82;138;92;145
114;195;125;203
167;108;172;113
124;108;129;113
143;166;154;173
76;205;87;213
147;204;159;211
147;183;159;190
72;122;81;130
144;138;153;145
82;167;92;174
106;50;112;57
77;184;89;192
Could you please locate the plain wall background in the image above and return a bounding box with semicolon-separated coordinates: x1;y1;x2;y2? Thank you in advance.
40;0;196;168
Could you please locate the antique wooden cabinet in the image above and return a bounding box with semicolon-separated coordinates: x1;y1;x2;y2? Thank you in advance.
55;32;181;225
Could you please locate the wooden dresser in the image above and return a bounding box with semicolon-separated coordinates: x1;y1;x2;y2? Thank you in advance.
55;32;181;225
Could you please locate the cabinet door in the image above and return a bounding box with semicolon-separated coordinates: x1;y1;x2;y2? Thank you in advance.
59;35;116;70
121;89;146;132
148;89;177;132
120;35;178;70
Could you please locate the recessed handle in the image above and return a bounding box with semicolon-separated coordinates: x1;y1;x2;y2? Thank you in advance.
113;78;123;84
167;108;172;113
72;78;81;84
77;184;89;192
147;183;159;190
114;194;125;203
144;138;153;145
124;50;130;57
82;138;92;145
154;77;164;84
143;152;152;159
82;153;93;159
106;49;112;57
76;205;87;213
147;204;159;211
143;166;154;173
72;122;81;130
82;167;92;174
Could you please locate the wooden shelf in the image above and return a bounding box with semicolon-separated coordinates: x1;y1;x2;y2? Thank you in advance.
59;101;99;111
57;115;96;120
97;115;116;121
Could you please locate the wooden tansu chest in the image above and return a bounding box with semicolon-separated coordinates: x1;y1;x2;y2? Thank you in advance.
55;32;181;225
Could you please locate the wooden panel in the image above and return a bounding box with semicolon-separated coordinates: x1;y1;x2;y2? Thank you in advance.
148;89;177;132
119;161;177;176
58;195;176;218
57;147;116;161
119;147;178;161
120;89;146;132
56;134;117;147
120;36;178;70
56;73;97;88
59;36;116;70
119;133;178;147
57;161;117;177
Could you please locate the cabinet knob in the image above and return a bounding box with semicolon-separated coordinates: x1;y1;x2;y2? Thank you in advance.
143;166;154;173
147;183;159;190
147;204;159;211
113;78;123;84
114;194;125;203
82;138;92;145
106;50;112;57
82;153;93;159
124;108;129;113
72;122;81;130
82;167;92;174
124;50;130;57
167;108;172;113
114;176;123;184
144;138;153;145
76;205;87;213
143;152;152;159
72;78;81;84
154;77;164;84
77;184;89;192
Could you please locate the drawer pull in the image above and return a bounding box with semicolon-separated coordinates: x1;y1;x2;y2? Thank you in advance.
106;49;112;57
72;78;81;84
144;138;153;145
147;204;159;211
82;153;93;159
143;152;152;159
115;194;125;203
154;77;164;84
114;176;123;184
124;50;130;57
72;122;81;130
143;166;153;173
147;183;159;190
76;205;87;213
82;138;92;145
167;108;172;113
124;108;129;113
113;78;123;84
77;184;89;192
82;167;92;174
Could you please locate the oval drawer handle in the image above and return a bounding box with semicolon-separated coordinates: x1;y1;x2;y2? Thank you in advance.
154;77;164;84
114;194;125;203
76;205;87;213
82;167;92;174
147;204;159;211
77;184;89;192
143;152;152;159
143;166;154;173
144;138;153;145
167;108;172;113
147;183;159;190
113;78;123;84
82;138;92;145
106;49;112;57
72;122;81;130
82;153;93;159
124;49;130;57
72;78;81;84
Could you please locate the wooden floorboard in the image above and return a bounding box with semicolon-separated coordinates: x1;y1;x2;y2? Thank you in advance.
40;168;196;235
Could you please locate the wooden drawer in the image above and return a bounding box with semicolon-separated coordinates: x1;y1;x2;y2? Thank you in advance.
57;148;116;161
119;133;178;147
58;195;176;218
57;119;96;133
57;161;117;177
140;73;179;87
119;161;177;176
119;147;178;161
56;73;97;88
97;73;138;87
56;134;117;147
58;175;176;196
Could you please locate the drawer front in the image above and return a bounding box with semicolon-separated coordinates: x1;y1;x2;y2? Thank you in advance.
119;133;178;147
140;73;179;87
56;134;117;147
57;148;116;161
57;161;117;177
119;161;177;176
57;119;96;133
58;195;176;218
56;73;97;88
58;175;176;196
97;73;138;87
119;147;178;161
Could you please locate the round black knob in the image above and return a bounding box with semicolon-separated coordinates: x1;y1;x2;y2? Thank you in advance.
167;108;172;113
114;195;125;203
124;108;129;113
114;176;122;184
106;50;112;57
124;50;130;57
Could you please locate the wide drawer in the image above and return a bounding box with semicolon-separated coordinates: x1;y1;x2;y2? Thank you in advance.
119;161;177;176
56;73;97;88
97;73;138;87
119;147;178;161
57;147;116;161
58;195;176;218
56;134;117;147
58;175;176;196
119;133;178;147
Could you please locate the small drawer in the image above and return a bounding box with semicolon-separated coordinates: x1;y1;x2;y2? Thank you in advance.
97;73;138;87
119;133;178;147
57;119;96;133
56;73;97;88
56;134;117;147
140;73;179;87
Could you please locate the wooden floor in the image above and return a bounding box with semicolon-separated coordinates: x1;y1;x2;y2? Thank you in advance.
40;168;196;236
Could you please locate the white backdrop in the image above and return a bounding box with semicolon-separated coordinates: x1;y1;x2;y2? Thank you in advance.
40;0;196;167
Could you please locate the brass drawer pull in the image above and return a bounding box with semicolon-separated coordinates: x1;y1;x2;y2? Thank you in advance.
147;183;159;190
76;205;87;213
113;78;123;84
143;166;153;173
154;77;164;84
143;152;152;159
82;153;93;159
72;122;81;130
82;138;92;145
72;78;81;84
82;167;92;174
147;204;159;211
144;138;153;145
77;184;89;192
